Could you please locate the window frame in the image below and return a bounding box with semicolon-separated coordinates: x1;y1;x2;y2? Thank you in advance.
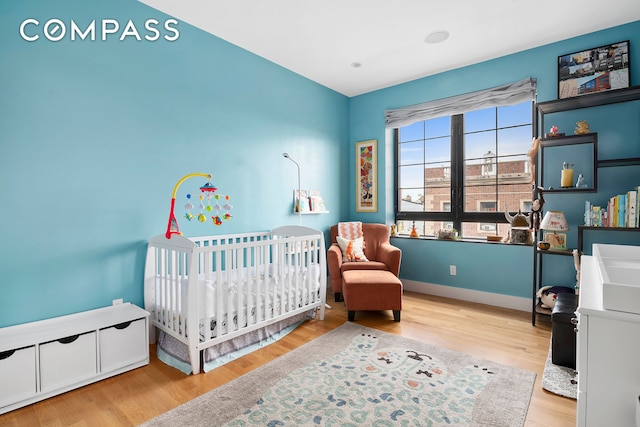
394;101;537;237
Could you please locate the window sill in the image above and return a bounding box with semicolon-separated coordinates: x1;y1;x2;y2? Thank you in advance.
391;235;532;246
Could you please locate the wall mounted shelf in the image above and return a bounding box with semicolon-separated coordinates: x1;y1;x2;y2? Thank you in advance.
537;86;640;115
299;211;329;215
532;85;640;325
577;225;640;254
539;133;597;192
597;157;640;168
537;86;640;138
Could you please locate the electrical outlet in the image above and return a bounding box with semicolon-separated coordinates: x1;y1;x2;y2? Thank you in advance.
112;298;123;305
449;265;457;275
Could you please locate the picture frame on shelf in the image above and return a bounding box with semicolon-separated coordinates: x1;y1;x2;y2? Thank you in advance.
356;139;377;212
558;40;630;100
544;232;567;250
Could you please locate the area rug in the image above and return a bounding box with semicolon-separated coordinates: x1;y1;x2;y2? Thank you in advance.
541;341;577;399
141;322;536;426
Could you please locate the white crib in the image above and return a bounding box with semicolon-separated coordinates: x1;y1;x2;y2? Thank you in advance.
144;225;326;374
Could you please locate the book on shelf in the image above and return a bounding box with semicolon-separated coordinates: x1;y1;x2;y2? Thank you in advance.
293;190;310;213
584;186;639;228
628;189;637;227
293;190;327;213
308;190;327;212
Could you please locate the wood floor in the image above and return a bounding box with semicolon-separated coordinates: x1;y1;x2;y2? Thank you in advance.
0;291;576;427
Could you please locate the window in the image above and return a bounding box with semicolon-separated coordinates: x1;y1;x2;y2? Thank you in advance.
395;100;534;239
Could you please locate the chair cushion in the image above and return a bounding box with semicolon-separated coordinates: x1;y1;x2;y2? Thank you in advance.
336;236;368;262
341;261;388;272
343;270;402;286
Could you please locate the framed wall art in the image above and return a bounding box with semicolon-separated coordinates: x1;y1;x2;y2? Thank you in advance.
356;139;377;212
558;40;630;99
544;232;567;250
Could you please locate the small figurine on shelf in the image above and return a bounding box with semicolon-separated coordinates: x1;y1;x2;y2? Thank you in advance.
530;185;545;232
575;120;590;135
436;229;458;240
575;173;587;188
572;249;581;295
390;224;397;237
546;125;565;138
527;137;541;184
409;221;419;238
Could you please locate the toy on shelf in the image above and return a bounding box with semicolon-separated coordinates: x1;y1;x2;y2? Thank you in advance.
545;125;565;138
165;173;233;239
575;120;590;135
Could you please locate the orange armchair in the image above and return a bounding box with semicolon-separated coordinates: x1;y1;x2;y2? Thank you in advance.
327;223;402;302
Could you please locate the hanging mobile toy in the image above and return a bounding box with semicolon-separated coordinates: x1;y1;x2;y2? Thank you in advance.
184;194;194;221
165;173;233;238
166;173;217;238
197;195;207;223
200;182;215;214
200;182;217;193
223;195;233;220
212;194;222;225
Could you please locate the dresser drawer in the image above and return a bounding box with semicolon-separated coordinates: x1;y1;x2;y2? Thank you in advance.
99;318;147;372
40;332;97;392
0;346;37;408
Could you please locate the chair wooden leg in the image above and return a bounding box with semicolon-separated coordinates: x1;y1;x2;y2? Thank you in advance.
348;310;356;321
393;310;401;322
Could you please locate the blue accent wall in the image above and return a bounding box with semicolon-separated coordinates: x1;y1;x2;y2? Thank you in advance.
1;0;638;327
349;21;640;299
0;0;348;327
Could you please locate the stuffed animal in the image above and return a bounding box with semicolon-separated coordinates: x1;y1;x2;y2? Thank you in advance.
575;120;590;135
536;285;575;309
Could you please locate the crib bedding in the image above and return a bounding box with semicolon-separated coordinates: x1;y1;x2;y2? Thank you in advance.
150;264;321;341
157;311;311;374
187;263;320;318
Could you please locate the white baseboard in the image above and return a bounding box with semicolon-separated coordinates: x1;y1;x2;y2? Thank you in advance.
402;279;530;313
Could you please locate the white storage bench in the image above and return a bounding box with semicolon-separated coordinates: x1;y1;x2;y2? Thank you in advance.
0;303;149;415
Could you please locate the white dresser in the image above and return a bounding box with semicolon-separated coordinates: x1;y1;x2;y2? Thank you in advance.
0;303;149;415
577;254;640;427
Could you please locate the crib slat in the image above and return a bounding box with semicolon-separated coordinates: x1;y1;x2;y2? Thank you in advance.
215;249;225;338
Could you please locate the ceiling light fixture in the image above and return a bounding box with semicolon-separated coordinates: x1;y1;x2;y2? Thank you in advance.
424;30;449;44
351;62;362;68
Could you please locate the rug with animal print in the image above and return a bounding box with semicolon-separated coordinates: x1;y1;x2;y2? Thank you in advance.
142;323;536;427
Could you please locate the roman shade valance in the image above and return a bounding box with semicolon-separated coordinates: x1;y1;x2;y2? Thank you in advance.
384;77;537;128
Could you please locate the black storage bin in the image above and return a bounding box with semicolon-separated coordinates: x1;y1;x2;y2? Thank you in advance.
551;292;579;369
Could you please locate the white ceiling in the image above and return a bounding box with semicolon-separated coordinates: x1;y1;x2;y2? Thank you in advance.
139;0;640;97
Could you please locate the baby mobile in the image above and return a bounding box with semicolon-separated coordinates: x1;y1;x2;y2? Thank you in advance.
165;172;233;239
